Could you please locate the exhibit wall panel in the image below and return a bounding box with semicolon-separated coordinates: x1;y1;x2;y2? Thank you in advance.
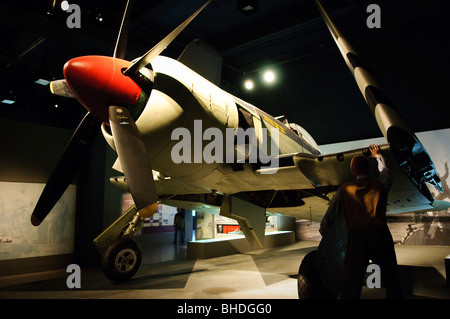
0;182;76;260
0;119;78;273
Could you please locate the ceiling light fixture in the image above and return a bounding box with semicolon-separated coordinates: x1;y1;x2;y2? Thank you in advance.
61;0;69;11
35;79;50;86
237;0;259;16
244;79;254;90
263;70;275;83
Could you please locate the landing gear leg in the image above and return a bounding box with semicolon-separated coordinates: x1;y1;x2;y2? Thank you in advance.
93;205;144;283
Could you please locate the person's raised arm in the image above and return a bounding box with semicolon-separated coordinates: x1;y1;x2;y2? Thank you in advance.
370;144;393;191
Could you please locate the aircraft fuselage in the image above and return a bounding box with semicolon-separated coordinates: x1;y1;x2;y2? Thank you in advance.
102;56;320;195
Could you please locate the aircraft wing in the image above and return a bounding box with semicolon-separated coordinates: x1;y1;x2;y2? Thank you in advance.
110;143;448;223
294;144;447;214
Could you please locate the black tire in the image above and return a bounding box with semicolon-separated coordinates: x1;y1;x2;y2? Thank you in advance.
101;236;142;283
297;250;325;299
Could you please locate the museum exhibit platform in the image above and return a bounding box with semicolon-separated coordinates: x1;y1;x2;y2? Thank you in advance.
187;231;295;259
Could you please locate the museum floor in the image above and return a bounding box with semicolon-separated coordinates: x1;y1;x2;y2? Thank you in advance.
0;233;449;299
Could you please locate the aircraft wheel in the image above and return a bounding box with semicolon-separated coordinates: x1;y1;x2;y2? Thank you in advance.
297;250;325;299
101;236;142;283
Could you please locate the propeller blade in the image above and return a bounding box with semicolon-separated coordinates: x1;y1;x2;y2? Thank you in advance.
108;105;158;217
124;0;211;76
113;0;132;59
50;79;75;98
31;113;101;226
314;0;411;142
314;0;443;197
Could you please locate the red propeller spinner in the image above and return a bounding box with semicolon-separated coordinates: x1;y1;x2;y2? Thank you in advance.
63;56;142;123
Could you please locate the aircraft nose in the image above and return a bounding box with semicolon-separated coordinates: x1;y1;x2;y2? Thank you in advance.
63;56;142;123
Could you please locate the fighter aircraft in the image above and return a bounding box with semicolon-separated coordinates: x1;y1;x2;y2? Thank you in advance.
31;0;448;283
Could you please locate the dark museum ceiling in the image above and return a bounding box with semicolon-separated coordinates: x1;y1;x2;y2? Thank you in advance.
1;0;449;145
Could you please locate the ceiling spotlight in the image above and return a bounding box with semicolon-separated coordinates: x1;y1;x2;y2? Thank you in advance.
61;0;69;11
237;0;259;16
263;70;275;83
244;79;254;90
35;78;50;86
1;99;15;105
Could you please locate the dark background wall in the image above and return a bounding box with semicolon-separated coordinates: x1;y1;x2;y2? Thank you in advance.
0;119;72;183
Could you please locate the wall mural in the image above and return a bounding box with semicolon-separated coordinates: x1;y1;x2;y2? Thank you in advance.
400;150;450;245
0;182;76;260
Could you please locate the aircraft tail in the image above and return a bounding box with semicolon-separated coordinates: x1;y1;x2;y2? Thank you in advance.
315;0;443;202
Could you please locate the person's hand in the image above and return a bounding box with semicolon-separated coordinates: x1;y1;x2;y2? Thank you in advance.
369;144;381;157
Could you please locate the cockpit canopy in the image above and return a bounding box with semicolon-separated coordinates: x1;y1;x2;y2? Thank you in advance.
274;115;320;153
